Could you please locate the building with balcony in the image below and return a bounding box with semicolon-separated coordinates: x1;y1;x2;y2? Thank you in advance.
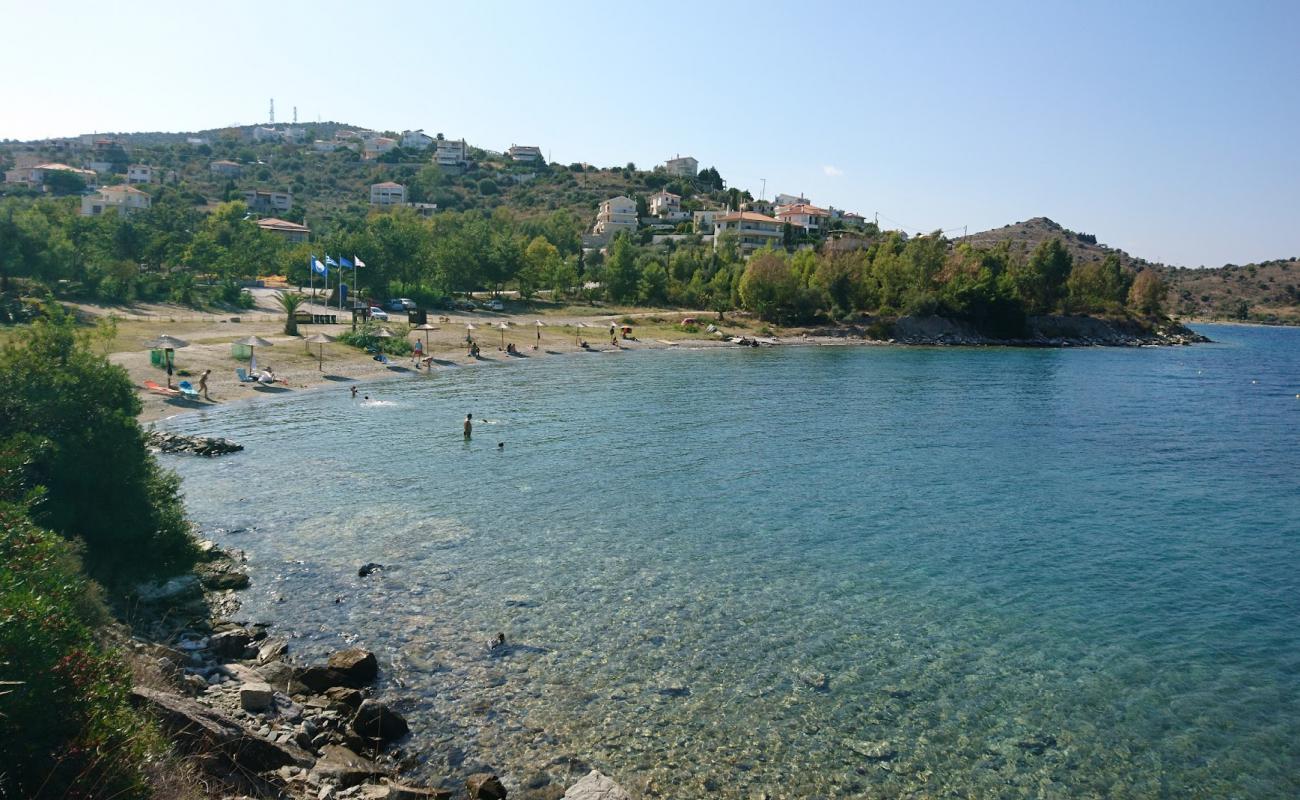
401;129;435;150
776;203;831;235
4;162;99;188
713;211;783;256
435;138;469;171
648;189;682;218
210;159;242;178
507;144;543;162
126;164;152;184
80;184;151;216
593;195;638;241
243;189;293;214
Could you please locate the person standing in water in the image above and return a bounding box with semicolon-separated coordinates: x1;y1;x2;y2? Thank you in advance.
463;413;473;439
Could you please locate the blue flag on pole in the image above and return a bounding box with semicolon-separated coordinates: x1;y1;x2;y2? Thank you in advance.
339;256;353;269
312;258;327;276
325;255;338;267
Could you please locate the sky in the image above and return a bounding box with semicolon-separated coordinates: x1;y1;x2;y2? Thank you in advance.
1;0;1297;267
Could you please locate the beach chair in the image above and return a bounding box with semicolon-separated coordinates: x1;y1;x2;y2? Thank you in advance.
177;381;201;401
236;367;256;382
143;380;179;396
373;353;392;365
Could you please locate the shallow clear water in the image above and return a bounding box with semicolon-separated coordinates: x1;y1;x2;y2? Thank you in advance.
161;325;1300;798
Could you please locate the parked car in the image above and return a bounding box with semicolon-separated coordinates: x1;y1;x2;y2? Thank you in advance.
485;299;505;312
368;307;389;321
454;299;478;311
383;298;416;312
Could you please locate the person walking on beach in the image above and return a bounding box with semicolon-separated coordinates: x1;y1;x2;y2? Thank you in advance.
198;369;211;400
463;413;473;439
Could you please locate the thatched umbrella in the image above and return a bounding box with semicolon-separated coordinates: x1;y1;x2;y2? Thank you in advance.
304;332;335;371
231;335;274;373
146;334;190;389
413;322;440;351
497;323;509;349
575;321;587;346
534;320;543;347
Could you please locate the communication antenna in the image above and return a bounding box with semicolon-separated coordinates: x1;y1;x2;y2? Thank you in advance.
269;98;275;125
293;106;298;125
760;178;766;201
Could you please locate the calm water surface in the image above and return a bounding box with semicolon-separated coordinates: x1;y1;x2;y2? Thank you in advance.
161;324;1300;798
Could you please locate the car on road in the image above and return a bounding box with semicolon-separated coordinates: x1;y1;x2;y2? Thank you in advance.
368;307;389;321
454;299;478;311
383;298;417;312
485;299;505;312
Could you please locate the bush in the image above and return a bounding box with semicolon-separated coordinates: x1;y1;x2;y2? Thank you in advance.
0;503;164;799
337;324;413;356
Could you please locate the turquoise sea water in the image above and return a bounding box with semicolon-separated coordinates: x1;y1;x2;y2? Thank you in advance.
161;324;1300;798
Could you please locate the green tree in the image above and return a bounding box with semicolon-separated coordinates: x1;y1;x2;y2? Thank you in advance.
0;306;195;584
739;249;799;322
1127;268;1166;315
638;259;670;305
603;233;640;303
521;236;560;300
1011;238;1074;314
184;201;282;282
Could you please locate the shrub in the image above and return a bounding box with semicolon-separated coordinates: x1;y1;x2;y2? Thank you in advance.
337;323;413;356
0;503;164;799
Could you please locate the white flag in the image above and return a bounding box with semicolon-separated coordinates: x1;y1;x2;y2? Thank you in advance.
353;256;366;268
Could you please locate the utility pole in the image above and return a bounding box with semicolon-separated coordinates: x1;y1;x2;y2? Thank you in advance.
269;98;275;125
760;178;766;201
293;106;298;125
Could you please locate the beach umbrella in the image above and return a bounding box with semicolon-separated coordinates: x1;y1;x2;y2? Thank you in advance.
497;322;509;349
534;320;543;346
465;322;476;344
575;321;587;345
304;332;335;371
413;322;439;350
231;335;274;373
373;327;394;339
146;334;190;388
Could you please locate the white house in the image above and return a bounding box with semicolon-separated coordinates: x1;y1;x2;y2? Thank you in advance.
312;140;338;152
126;164;152;184
401;129;435;150
80;184;151;217
773;193;809;208
713;211;783;256
369;181;407;206
742;199;775;216
648;189;682;218
252;126;280;142
243;189;293;214
593;195;638;240
507;144;543;162
776;203;831;234
693;209;727;233
665;155;698;178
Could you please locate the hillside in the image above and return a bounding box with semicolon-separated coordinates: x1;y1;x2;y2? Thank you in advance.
964;218;1300;324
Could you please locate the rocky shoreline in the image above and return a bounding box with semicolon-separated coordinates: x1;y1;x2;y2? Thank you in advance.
806;314;1209;347
125;544;631;800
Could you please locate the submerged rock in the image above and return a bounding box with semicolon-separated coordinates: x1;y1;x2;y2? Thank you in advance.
848;739;897;761
1016;733;1058;755
466;773;507;800
358;562;384;577
563;770;631;800
328;647;379;685
350;698;409;745
146;430;243;456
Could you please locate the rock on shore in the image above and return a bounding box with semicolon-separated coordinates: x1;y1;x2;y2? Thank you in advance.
146;429;243;456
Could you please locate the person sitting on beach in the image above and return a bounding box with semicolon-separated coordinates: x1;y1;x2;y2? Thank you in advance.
258;367;276;384
580;339;589;349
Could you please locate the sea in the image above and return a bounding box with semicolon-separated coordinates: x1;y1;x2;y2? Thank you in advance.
159;323;1300;798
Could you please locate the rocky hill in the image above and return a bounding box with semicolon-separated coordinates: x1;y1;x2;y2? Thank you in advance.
965;218;1299;324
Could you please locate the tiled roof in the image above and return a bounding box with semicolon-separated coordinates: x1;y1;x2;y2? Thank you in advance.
255;217;310;233
715;211;781;224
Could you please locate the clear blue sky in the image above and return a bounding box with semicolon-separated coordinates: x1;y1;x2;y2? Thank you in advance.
2;0;1296;267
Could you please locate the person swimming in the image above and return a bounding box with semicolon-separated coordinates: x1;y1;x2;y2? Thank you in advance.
464;413;473;439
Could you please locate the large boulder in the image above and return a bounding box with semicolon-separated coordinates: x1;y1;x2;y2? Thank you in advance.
309;744;388;788
239;681;274;712
563;770;631;800
466;773;507;799
328;647;379;686
209;629;253;658
387;783;453;800
350;698;409;744
295;665;349;692
131;686;312;772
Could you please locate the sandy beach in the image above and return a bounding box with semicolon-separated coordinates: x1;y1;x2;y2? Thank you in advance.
74;294;743;423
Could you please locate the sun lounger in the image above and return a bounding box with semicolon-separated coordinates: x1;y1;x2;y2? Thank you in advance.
177;381;201;400
143;380;179;396
236;368;256;382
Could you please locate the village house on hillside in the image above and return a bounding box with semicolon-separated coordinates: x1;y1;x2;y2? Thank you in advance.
210;159;242;178
243;189;293;214
435;138;470;172
593;195;638;241
126;164;152;184
369;181;407;206
693;208;727;233
255;217;310;243
4;162;98;188
713;211;783;256
507;144;543;163
742;199;775;216
665;155;698;178
648;189;687;220
362;136;398;160
401;129;434;150
80;184;151;217
776;203;831;235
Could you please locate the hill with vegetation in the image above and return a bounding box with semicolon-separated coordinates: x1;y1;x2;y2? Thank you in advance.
963;217;1299;324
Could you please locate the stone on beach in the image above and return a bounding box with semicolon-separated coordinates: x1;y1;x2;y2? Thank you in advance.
466;772;508;799
328;647;379;685
309;744;389;788
239;681;274;711
350;698;410;744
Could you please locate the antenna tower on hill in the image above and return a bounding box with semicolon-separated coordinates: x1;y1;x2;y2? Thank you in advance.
269;98;275;125
293;106;298;124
